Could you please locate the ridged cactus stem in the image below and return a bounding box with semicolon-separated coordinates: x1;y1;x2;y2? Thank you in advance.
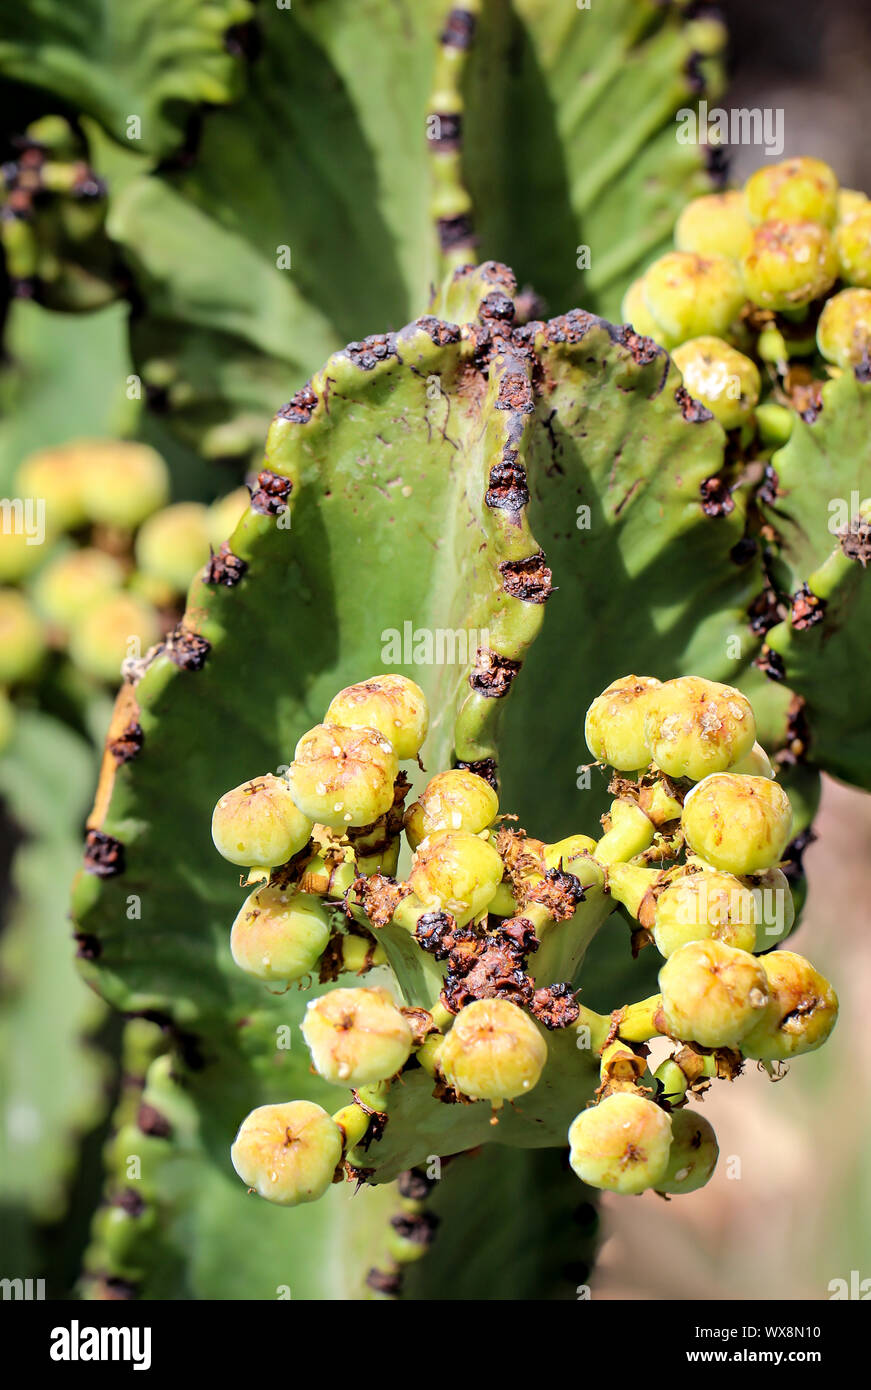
428;0;481;277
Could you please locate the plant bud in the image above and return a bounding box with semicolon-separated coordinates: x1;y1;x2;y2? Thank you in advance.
408;830;503;926
212;773;313;868
440;998;547;1102
744;156;838;227
675;190;752;261
740;950;838;1061
231;1101;342;1206
659;939;770;1048
656;1109;718;1194
568;1092;672;1195
584;675;662;770
325;674;428;759
817;287;871;369
741;220;838;311
287;723;398;828
681;773;793;875
0;590;46;684
78;440;170;529
135;502;211;594
0;525;56;583
68;592;160;683
15;442;89;531
404;768;498;850
230;887;331;982
643;676;755;781
837;189;870;225
33;548;124;628
652;869;759;957
301;986;413;1085
671;337;760;430
642;251;746;345
727;740;774;778
620;276;666;343
835;207;871;287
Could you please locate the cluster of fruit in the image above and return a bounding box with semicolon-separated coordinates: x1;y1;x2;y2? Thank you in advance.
622;156;871;429
0;438;248;750
213;672;837;1220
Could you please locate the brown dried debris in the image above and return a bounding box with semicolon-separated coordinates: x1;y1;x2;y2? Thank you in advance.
523;867;585;922
440;6;476;48
840;515;871;566
352;872;412;930
469;648;522;698
344;334;397;370
700;474;735;517
453;756;498;790
485;451;530;511
108;720;144;766
499;550;553;603
204;542;247;587
674;385;714;423
250;468;293;515
165;625;210;671
83;828;125;878
137;1103;172;1139
530;982;580;1030
790;582;826;630
277;382;317;424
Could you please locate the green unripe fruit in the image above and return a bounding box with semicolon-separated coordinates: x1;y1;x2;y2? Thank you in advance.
231;1100;342;1206
745;866;795;948
817;288;871;369
642;252;746;345
681;773;793;875
78;441;170;529
836;207;871;287
68;592;160;683
287;723;399;829
656;1109;718;1194
671;337;760;429
0;525;55;583
440;998;547;1103
15;442;89;531
584;674;662;771
741;220;838;311
0;688;15;754
325;674;428;760
301;986;413;1085
207;487;250;548
675;191;752;261
212;773;313;869
230;887;331;982
568;1092;672;1195
659;939;770;1048
837;189;870;225
404;768;498;850
652;870;758;957
740;950;838;1061
408;830;503;926
544;834;600;886
32;547;124;628
643;676;755;782
727;740;774;779
135;503;211;594
0;590;46;684
744;156;838;227
620;276;667;343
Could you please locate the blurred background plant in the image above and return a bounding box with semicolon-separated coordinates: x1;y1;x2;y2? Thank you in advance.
0;0;869;1299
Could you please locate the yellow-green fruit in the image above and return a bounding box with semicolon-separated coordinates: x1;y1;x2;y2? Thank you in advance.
15;442;89;531
78;441;170;529
33;547;124;627
681;773;793;875
817;287;871;368
135;502;211;593
584;674;662;771
230;1101;342;1206
745;866;795;948
212;773;313;869
656;1109;718;1195
440;998;547;1102
207;487;250;548
671;337;760;429
642;252;746;345
744;156;838;227
404;768;498;850
740;950;838;1061
325;674;428;760
652;870;759;957
544;834;599;883
837;189;870;225
643;676;755;781
230;887;331;982
727;740;774;778
0;688;15;754
0;590;46;684
741;220;838;310
659;939;770;1048
301;986;413;1085
568;1092;672;1195
0;520;56;581
620;276;667;343
68;592;160;682
408;830;503;926
287;723;398;829
835;207;871;287
675;190;753;261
